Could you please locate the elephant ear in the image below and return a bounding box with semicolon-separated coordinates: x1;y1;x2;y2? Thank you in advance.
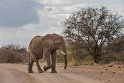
55;40;61;45
54;35;63;47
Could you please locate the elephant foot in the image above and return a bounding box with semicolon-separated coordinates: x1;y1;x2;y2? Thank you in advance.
28;70;33;73
38;69;43;73
43;66;51;72
28;67;33;73
51;67;57;73
51;70;57;73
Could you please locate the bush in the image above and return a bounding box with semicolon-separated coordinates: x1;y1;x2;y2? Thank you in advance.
0;44;28;63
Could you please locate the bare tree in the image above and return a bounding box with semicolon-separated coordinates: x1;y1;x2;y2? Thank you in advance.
63;7;124;63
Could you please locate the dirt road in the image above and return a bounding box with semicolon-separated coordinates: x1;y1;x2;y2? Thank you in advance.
0;64;101;83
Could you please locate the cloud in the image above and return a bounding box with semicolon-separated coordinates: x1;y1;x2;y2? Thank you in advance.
0;0;42;28
39;0;69;4
0;0;124;47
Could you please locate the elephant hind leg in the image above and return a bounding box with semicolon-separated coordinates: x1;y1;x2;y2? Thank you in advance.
51;51;57;73
30;52;43;73
35;60;43;73
28;56;34;73
43;66;51;72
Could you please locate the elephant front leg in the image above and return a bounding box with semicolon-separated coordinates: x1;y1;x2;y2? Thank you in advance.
51;51;57;73
43;50;52;72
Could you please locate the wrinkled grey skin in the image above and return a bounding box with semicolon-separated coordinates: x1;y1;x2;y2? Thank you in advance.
28;33;67;73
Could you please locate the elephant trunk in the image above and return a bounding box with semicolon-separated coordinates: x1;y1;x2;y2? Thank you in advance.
64;54;67;69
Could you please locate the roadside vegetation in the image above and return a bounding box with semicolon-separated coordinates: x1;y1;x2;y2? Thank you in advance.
0;44;28;63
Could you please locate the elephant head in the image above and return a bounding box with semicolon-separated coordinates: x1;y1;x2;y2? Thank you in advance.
55;36;67;69
48;33;67;69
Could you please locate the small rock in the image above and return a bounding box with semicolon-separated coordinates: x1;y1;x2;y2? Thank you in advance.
117;66;122;68
112;71;116;74
100;71;104;73
114;65;118;67
108;63;114;67
101;66;105;68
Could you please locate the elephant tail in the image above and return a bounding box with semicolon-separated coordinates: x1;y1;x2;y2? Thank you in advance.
28;52;30;66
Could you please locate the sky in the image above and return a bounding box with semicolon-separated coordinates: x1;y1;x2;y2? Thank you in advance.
0;0;124;47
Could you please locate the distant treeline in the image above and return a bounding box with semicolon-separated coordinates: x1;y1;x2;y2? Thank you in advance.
0;42;124;65
0;44;28;63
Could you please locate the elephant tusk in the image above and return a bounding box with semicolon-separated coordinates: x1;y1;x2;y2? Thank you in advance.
61;50;66;55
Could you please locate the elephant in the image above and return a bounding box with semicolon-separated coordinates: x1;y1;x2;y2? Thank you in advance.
28;33;67;73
